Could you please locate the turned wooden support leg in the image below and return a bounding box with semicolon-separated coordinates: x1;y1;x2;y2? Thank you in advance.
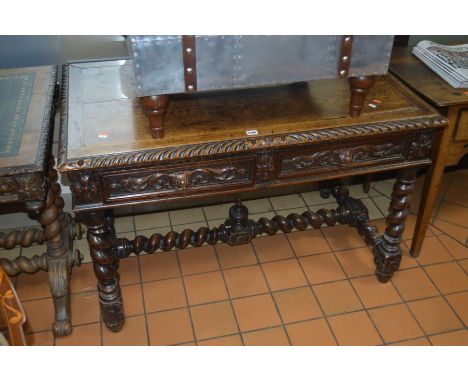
83;210;124;332
349;76;375;117
140;95;169;139
373;168;418;283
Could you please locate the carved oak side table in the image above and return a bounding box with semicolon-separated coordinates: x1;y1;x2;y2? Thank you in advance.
58;60;446;333
0;65;82;336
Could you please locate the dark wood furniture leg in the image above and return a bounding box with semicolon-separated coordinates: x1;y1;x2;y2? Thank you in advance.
82;210;124;332
140;95;169;139
373;167;418;282
349;76;375;117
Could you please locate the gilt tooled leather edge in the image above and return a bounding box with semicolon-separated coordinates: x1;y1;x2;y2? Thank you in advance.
58;115;447;173
0;65;58;177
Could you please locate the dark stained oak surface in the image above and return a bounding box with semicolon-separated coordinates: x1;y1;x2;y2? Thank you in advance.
0;65;57;175
390;47;468;107
60;60;442;170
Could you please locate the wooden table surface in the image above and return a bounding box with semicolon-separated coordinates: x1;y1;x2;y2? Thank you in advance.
0;65;57;176
59;59;441;172
390;47;468;107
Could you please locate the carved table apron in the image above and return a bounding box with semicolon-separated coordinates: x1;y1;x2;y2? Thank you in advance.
0;65;83;337
58;61;446;332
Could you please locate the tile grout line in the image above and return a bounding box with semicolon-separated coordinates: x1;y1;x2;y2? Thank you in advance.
167;211;198;346
201;205;245;346
271;194;339;346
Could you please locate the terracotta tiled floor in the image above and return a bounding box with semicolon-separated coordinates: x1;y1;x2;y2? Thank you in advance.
2;168;468;346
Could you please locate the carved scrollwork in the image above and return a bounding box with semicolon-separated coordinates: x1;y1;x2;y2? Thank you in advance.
107;165;250;195
69;172;101;204
282;141;403;172
408;131;433;160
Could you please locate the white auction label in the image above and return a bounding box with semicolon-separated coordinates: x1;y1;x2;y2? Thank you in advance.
246;130;259;136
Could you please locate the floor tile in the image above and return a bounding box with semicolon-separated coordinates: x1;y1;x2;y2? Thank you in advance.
215;242;258;269
139;252;180;282
450;170;468;188
391;268;439;301
232;294;281;332
190;301;238;340
407;296;463;335
26;330;54;346
23;298;54;333
70;291;100;325
73;238;92;263
301;190;327;206
169;207;205;226
390;337;431;346
102;315;148;346
445;291;468;326
321;225;365;251
20;244;47;259
286;319;337;345
407;236;453;266
16;271;50;301
183;271;228;305
203;202;232;221
114;216;135;233
429;329;468;345
328;311;383;345
444;184;468;208
300;253;346;284
147;308;194;345
435;201;468;228
118;256;141;286
261;259;308;291
287;230;331;257
424;262;468;294
70;263;97;294
437;235;468;260
243;198;274;214
0;247;21;261
223;265;269;298
361;198;384;220
55;323;102;346
269;194;306;210
197;334;243;346
313;280;363;316
368;304;424;343
242;326;290;346
273;287;322;324
178;246;219;275
373;180;394;197
399;242;420;270
143;278;186;313
134;211;170;231
350;275;402;308
334;247;375;278
251;234;294;263
121;284;145;317
431;219;468;245
460;259;468;273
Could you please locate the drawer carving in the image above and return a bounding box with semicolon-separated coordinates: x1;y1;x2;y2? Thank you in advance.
281;140;405;174
103;159;253;201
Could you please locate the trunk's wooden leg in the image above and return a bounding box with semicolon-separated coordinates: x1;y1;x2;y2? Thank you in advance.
349;76;375;117
140;95;169;139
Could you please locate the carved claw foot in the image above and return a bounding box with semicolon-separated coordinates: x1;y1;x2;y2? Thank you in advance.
53;319;72;336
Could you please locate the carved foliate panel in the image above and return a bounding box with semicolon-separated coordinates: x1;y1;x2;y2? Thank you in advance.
69;172;102;205
0;173;46;203
408;131;434;160
281;139;405;174
102;159;254;202
255;149;276;181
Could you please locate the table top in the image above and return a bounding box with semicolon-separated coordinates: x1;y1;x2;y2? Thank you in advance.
58;59;444;173
0;65;57;176
390;47;468;108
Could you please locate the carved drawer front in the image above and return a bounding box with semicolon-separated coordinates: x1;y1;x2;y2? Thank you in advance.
102;158;254;202
279;138;406;177
454;108;468;142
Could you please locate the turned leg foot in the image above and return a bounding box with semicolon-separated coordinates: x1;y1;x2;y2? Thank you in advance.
349;76;375;117
140;95;169;139
373;168;418;283
83;210;124;332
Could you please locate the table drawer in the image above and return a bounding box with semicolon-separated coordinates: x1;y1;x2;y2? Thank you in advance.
101;157;255;203
278;137;406;178
454;108;468;142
